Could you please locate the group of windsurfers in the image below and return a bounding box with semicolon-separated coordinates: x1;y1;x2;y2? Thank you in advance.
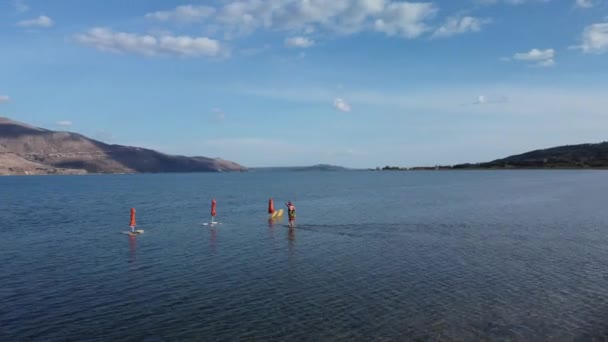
129;199;298;232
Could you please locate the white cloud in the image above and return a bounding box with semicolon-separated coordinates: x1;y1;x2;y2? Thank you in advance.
17;15;54;28
333;98;351;112
432;16;491;38
75;28;157;56
213;1;269;37
56;120;72;127
145;1;441;40
373;2;437;38
145;5;215;23
285;36;315;48
324;0;386;34
0;95;10;103
512;48;555;67
470;94;508;105
159;35;223;57
513;48;553;61
75;28;223;58
272;1;352;30
572;22;608;54
575;0;596;8
536;58;555;67
14;0;29;13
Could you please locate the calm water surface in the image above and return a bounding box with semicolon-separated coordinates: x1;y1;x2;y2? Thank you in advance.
2;171;608;341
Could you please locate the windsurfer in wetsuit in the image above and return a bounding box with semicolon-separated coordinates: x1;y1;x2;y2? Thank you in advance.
286;201;296;228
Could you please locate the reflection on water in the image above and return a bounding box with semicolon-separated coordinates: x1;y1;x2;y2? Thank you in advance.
128;235;137;264
209;227;217;256
268;216;284;241
287;227;296;242
267;219;276;241
287;227;296;265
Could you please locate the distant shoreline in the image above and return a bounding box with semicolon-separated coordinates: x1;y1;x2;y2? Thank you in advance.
5;168;608;177
370;167;608;171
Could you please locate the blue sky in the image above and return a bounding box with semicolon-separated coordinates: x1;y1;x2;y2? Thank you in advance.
1;0;608;167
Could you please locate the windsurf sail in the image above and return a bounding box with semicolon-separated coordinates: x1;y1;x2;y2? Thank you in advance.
129;208;136;228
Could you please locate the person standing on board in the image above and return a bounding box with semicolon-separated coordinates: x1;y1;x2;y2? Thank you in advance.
286;201;296;228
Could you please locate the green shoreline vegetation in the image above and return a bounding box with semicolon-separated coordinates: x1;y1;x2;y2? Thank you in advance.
372;142;608;171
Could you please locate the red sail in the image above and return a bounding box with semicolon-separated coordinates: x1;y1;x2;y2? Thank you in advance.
129;208;136;227
268;198;275;214
211;199;217;217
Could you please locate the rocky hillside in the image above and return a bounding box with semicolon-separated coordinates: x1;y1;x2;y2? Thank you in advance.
0;117;246;175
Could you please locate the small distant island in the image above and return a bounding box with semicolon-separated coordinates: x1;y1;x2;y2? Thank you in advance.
251;164;352;172
376;142;608;171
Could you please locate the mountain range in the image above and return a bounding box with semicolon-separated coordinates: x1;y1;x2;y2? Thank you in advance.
0;117;246;175
4;117;608;175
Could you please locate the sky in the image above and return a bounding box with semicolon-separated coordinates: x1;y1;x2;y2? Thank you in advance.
1;0;608;168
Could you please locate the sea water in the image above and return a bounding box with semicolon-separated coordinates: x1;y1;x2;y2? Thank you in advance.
2;171;608;340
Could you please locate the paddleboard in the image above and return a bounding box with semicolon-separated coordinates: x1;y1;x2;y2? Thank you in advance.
202;222;219;226
271;209;284;218
123;230;144;236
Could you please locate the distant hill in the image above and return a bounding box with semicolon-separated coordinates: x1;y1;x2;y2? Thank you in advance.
453;142;608;169
0;117;246;175
252;164;352;172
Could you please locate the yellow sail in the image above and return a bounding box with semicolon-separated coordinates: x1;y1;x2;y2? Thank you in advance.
271;209;284;218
